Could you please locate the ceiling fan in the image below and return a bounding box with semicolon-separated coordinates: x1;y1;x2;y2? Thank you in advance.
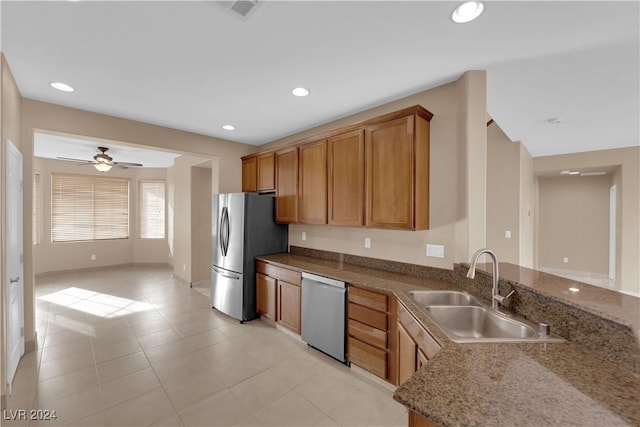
57;146;143;172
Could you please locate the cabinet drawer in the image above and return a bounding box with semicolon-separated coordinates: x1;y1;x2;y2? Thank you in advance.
256;261;302;286
398;302;441;359
348;337;387;379
348;302;387;330
348;286;388;312
348;318;387;349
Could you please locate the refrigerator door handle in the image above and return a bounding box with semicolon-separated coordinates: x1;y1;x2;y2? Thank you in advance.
220;206;230;256
212;266;240;280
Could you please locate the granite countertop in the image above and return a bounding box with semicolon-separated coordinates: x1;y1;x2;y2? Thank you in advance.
257;253;640;426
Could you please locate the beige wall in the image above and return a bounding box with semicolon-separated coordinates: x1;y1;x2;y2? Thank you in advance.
256;71;488;269
485;122;535;267
534;146;640;295
1;53;22;406
486;122;520;264
191;164;212;284
167;154;213;283
32;157;170;274
538;175;612;274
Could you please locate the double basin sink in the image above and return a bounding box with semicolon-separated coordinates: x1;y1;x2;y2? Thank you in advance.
408;290;564;343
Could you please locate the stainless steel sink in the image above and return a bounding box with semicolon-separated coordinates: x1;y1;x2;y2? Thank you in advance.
408;290;480;307
425;305;564;343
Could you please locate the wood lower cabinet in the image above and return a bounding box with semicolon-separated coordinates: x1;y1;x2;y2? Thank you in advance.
256;261;302;334
298;140;327;224
276;147;299;223
409;410;441;427
278;280;301;334
397;301;441;383
256;273;277;321
241;156;257;192
347;285;397;385
328;130;364;226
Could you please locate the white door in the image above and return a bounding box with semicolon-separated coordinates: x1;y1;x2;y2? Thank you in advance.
6;139;24;387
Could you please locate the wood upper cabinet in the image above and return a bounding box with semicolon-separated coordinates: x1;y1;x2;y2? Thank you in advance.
365;111;430;230
256;273;277;321
298;140;327;224
257;152;276;192
241;156;257;192
275;147;299;223
328;130;365;226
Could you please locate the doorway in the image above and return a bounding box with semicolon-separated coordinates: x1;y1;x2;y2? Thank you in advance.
6;139;25;389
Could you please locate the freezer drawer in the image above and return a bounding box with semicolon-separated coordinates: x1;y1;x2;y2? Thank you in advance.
211;266;246;321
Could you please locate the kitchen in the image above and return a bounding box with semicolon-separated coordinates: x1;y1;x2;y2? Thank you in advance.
1;1;639;426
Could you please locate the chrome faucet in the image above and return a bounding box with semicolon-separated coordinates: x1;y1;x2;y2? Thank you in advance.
466;248;513;310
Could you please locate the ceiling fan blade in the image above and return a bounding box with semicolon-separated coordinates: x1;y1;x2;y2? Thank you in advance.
113;161;143;167
56;157;96;164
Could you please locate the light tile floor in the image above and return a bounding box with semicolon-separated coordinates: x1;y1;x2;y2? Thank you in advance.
4;265;407;427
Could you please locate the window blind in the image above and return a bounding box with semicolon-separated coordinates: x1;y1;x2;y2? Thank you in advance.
33;173;41;245
51;173;129;242
138;180;165;239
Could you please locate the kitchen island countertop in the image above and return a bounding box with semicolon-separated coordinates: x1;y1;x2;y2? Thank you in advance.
257;252;640;426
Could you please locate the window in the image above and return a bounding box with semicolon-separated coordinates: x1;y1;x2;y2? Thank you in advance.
51;173;129;243
33;173;41;245
138;180;165;239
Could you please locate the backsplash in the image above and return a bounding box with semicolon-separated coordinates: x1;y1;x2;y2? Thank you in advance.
289;246;454;282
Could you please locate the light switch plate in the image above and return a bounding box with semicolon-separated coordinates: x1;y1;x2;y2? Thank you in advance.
505;230;512;239
563;257;569;263
426;244;445;258
301;232;307;241
364;238;371;249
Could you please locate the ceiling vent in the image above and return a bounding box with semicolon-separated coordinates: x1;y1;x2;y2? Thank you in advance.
217;1;259;17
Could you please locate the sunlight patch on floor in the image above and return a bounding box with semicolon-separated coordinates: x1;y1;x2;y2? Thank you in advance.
39;287;153;318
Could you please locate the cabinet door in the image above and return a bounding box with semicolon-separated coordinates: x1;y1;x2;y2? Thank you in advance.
397;321;417;384
298;140;327;224
278;280;301;334
328;130;364;226
257;152;275;192
242;157;257;192
276;147;299;223
256;273;277;321
365;115;414;229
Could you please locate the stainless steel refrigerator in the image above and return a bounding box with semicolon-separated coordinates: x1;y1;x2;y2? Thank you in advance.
211;193;288;322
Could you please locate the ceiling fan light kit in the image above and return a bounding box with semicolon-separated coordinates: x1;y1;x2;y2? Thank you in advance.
56;146;144;172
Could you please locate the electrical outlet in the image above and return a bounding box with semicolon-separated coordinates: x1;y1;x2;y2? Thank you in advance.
563;257;569;263
426;244;445;258
505;230;512;239
91;254;96;261
183;264;186;272
301;232;307;241
364;238;371;249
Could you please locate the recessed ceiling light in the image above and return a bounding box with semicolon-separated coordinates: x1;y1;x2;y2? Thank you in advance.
222;125;236;131
452;1;484;23
292;87;310;97
50;82;74;92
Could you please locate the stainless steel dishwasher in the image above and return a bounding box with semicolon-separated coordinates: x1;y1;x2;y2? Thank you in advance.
301;272;347;364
